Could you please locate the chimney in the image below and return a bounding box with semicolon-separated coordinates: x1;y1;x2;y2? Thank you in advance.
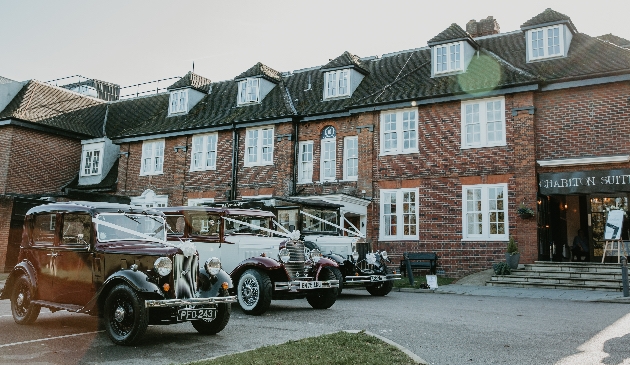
466;16;500;38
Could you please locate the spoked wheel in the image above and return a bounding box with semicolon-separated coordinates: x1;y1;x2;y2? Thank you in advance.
237;269;272;315
103;284;149;345
11;274;40;324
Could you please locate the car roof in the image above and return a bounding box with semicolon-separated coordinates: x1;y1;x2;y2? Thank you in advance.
158;206;276;218
26;201;165;217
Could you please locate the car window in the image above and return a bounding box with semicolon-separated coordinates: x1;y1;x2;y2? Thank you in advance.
32;213;56;247
188;213;220;237
60;213;91;249
165;215;185;235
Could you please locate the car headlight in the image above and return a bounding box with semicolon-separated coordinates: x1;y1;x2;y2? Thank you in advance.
154;257;172;277
381;251;388;260
205;257;222;276
366;253;377;265
309;248;322;263
278;248;291;263
352;251;360;261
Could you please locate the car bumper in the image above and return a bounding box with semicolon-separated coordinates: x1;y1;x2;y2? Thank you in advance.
145;295;237;308
344;273;402;283
274;279;339;292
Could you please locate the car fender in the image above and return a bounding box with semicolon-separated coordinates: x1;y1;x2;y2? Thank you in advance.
199;267;233;297
312;257;339;279
230;256;287;283
0;260;37;300
323;253;346;266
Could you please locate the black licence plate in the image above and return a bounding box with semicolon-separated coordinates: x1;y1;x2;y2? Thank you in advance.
177;308;216;321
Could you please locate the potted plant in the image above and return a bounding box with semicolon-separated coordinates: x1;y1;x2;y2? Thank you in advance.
517;203;535;219
505;236;520;270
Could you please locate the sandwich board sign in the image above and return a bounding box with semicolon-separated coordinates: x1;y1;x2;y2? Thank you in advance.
604;209;625;240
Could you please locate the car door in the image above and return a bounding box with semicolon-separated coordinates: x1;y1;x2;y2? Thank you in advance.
28;213;57;301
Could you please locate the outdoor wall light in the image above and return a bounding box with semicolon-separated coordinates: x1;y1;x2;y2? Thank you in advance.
173;145;187;153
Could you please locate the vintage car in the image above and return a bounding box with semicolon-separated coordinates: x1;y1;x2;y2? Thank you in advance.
211;197;400;296
158;206;339;315
0;202;236;345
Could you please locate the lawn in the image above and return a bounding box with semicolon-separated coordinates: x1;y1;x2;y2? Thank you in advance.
190;331;420;365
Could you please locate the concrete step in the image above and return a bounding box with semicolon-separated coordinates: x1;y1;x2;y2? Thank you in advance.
486;280;622;292
511;270;623;280
525;262;621;274
490;275;623;288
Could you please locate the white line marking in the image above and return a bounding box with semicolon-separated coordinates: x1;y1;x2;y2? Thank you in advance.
0;331;104;348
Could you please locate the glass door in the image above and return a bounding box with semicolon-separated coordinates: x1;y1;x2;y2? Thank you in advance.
590;196;629;260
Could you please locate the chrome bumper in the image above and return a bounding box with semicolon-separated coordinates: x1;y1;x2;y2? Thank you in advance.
344;273;402;283
274;279;339;292
145;295;237;308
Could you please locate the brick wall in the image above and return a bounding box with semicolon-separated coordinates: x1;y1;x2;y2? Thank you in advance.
0;197;13;272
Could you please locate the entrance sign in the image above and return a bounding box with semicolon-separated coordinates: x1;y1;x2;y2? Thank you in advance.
426;275;438;289
539;169;630;195
605;209;625;240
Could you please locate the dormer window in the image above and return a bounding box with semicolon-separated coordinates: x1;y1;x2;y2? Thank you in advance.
238;78;260;104
169;89;188;115
324;69;350;99
527;25;564;61
434;42;463;74
80;143;104;176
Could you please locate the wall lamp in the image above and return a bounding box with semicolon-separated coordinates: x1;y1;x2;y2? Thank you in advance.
119;152;129;157
173;145;187;153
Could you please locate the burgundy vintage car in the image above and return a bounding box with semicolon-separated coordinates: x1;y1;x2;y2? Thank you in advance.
159;206;340;315
0;202;236;345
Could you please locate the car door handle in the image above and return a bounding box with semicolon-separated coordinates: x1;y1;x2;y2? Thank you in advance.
46;253;58;257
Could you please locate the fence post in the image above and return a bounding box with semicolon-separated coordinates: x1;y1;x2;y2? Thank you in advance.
622;256;629;297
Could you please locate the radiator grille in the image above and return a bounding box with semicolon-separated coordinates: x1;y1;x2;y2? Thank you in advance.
173;254;198;299
284;240;306;280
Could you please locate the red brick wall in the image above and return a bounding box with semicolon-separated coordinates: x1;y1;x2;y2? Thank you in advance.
0;197;13;272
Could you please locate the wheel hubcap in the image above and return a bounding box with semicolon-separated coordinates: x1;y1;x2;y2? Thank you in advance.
16;292;24;307
114;306;126;323
241;277;259;306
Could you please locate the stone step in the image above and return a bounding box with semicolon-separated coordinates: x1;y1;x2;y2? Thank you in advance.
523;263;621;274
511;270;623;280
490;275;623;288
486;280;622;292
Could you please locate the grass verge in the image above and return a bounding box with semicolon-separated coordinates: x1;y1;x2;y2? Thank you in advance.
190;331;419;365
393;275;455;289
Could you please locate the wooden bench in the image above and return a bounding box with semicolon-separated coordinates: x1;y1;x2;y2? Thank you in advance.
399;252;438;285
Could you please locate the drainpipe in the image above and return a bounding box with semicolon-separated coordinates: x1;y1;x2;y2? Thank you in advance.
230;125;238;201
292;119;299;195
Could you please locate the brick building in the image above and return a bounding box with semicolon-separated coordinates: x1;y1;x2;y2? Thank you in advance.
3;8;630;277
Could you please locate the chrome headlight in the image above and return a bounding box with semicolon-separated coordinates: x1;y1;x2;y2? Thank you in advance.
309;248;322;263
381;251;388;260
352;251;360;261
278;248;291;263
205;257;222;276
366;253;377;265
154;257;173;277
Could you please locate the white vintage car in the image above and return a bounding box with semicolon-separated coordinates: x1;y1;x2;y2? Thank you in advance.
159;206;339;315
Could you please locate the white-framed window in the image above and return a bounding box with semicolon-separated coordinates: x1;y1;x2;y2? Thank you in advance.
462;183;508;241
131;189;168;208
434;41;463;74
380;108;418;155
324;69;350;99
343;136;358;181
461;96;505;149
169;89;188;115
140;139;164;175
80;144;103;176
238;78;260;104
190;133;217;171
320;126;336;182
380;188;419;240
298;141;313;183
187;198;215;206
528;25;564;61
245;126;274;167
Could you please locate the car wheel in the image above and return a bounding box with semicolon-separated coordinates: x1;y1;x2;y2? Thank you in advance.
104;284;149;345
366;265;394;296
330;266;343;295
11;274;41;324
237;269;272;315
306;267;338;309
191;303;231;335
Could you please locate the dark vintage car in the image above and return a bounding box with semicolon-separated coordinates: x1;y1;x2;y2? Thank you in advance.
0;202;236;345
158;206;340;315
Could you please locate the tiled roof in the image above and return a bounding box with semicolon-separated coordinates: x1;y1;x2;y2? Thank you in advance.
320;52;369;74
520;8;577;32
235;62;282;83
0;80;106;138
0;76;16;84
597;34;630;48
167;72;212;93
428;23;474;46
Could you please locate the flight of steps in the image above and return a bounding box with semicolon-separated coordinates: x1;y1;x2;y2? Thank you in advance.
486;261;626;291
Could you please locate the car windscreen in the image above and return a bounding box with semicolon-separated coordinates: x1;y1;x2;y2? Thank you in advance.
95;213;166;242
224;215;273;236
302;209;338;234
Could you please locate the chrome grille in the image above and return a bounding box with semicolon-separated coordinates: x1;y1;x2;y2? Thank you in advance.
173;254;198;299
284;240;306;280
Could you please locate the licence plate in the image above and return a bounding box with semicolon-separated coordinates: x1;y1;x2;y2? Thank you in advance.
177;308;216;321
299;281;323;289
370;275;386;282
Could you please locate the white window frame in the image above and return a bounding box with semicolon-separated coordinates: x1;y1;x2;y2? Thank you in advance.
379;188;419;241
527;25;564;61
244;126;274;167
462;183;508;241
131;189;168;208
140;139;165;176
297;141;314;184
379;108;418;156
80;144;103;177
434;41;463;74
320;138;336;182
168;89;188;115
461;96;506;149
237;78;260;104
323;69;350;99
343;136;358;181
190;133;218;171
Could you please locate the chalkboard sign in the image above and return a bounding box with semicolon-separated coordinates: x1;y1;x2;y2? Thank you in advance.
426;275;438;289
605;209;625;240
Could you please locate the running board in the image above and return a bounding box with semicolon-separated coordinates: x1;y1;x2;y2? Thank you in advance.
31;300;84;313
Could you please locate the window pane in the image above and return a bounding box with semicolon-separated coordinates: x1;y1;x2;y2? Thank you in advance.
247;130;258;163
262;129;273;162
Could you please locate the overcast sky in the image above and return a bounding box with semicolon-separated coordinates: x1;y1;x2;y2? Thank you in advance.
1;0;629;92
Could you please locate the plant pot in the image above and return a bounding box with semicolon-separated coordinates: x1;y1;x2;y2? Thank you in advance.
518;213;534;219
505;253;520;270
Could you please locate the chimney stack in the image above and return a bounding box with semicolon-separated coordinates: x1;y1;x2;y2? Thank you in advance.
466;16;500;38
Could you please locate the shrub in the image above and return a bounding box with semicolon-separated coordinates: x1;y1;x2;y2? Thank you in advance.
493;262;511;275
507;236;518;255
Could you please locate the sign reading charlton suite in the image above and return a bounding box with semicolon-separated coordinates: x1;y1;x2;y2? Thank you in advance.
539;169;630;195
